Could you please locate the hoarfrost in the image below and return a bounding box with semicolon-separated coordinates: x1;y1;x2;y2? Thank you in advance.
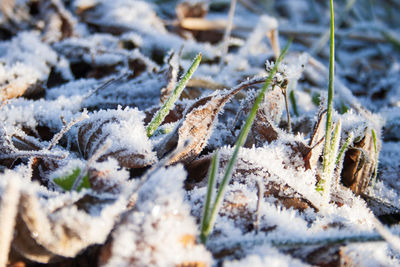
102;165;212;267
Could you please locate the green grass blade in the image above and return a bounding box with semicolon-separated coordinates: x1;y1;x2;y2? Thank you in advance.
146;53;202;137
53;167;90;192
317;119;342;194
289;90;299;117
320;0;335;194
201;39;292;243
371;129;379;185
200;151;219;244
335;131;353;165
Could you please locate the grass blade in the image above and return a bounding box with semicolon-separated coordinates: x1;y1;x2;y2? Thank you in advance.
335;131;353;165
289;90;299;117
201;39;292;243
146;53;202;137
371;128;379;185
200;151;219;243
319;0;335;196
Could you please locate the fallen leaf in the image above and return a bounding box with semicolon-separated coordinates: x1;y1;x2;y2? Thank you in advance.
156;77;272;164
78;108;157;169
341;128;379;195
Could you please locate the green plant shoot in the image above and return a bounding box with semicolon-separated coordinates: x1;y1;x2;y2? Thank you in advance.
200;39;292;243
317;0;336;199
200;151;219;244
335;131;353;165
371;128;379;185
53;167;90;192
289;90;299;117
146;53;202;137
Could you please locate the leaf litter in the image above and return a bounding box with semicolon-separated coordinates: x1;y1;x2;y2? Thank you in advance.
0;0;399;266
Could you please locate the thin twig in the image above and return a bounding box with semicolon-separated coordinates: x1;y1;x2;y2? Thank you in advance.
47;110;89;150
83;72;130;101
0;150;67;160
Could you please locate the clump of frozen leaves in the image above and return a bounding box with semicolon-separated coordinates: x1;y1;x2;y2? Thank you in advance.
0;168;130;264
100;165;211;267
0;32;67;100
0;0;76;42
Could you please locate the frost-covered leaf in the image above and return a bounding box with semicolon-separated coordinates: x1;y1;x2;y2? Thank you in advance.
99;165;211;266
159;93;232;164
54;35;157;79
157;77;274;164
78;107;157;168
0;0;76;42
341;128;379;195
0;32;59;100
76;0;166;35
244;107;280;148
0;172;128;263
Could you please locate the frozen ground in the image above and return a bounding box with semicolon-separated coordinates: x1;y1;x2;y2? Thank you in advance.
0;0;399;266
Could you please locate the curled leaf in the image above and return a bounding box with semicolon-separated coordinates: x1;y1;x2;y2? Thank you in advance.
78;108;157;169
341;128;379;195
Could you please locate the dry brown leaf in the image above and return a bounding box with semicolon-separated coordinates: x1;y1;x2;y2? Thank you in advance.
341;129;379;195
0;81;44;101
176;2;208;21
166;94;231;164
156;77;271;164
40;0;77;43
244;108;280;148
175;1;225;43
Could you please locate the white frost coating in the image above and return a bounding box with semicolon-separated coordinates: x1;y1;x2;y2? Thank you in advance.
103;165;212;267
239;15;277;57
82;0;166;33
341;242;400;267
0;32;58;100
217;144;324;207
0;172;21;267
225;244;309;267
0;170;128;258
0;96;84;131
82;107;157;165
